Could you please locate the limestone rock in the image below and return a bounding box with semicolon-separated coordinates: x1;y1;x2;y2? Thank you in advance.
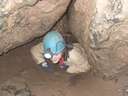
0;0;71;54
69;0;128;77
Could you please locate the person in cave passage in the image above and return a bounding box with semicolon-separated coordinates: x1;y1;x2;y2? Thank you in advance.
30;31;91;73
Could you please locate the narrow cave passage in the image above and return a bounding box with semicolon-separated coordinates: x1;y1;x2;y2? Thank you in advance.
0;0;128;95
0;38;123;96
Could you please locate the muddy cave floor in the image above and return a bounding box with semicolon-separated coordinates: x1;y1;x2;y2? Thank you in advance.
0;41;128;96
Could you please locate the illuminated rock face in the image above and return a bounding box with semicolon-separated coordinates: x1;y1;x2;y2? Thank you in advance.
69;0;128;77
0;0;71;54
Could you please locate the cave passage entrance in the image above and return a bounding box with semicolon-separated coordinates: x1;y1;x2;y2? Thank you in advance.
0;33;121;96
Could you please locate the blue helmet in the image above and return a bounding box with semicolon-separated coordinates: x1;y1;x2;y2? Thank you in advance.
43;31;65;59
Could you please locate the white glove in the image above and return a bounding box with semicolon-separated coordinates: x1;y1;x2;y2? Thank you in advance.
41;62;48;68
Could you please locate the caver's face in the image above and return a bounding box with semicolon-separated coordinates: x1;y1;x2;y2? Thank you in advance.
51;53;62;63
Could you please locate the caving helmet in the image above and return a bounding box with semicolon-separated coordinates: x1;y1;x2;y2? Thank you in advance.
43;31;65;59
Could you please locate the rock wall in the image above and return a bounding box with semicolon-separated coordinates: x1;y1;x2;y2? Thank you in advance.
68;0;128;77
0;0;71;54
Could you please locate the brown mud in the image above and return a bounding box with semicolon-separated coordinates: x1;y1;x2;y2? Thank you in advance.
0;41;128;96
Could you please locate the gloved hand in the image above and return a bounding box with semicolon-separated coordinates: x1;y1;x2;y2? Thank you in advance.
39;62;53;72
41;62;48;68
59;63;69;70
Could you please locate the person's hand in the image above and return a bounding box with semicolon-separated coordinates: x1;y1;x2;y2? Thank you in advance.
59;63;69;70
41;62;48;68
39;62;54;72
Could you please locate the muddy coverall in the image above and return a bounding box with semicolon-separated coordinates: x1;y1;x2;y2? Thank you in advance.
30;42;90;73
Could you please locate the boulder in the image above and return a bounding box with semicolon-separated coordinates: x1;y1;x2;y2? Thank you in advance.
0;0;71;54
69;0;128;77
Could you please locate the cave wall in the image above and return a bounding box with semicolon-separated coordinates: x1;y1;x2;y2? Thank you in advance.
68;0;128;77
0;0;71;54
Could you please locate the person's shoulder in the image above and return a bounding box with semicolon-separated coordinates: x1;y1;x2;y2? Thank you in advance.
68;43;84;55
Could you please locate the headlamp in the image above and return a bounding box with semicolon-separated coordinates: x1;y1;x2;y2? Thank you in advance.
44;53;52;59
